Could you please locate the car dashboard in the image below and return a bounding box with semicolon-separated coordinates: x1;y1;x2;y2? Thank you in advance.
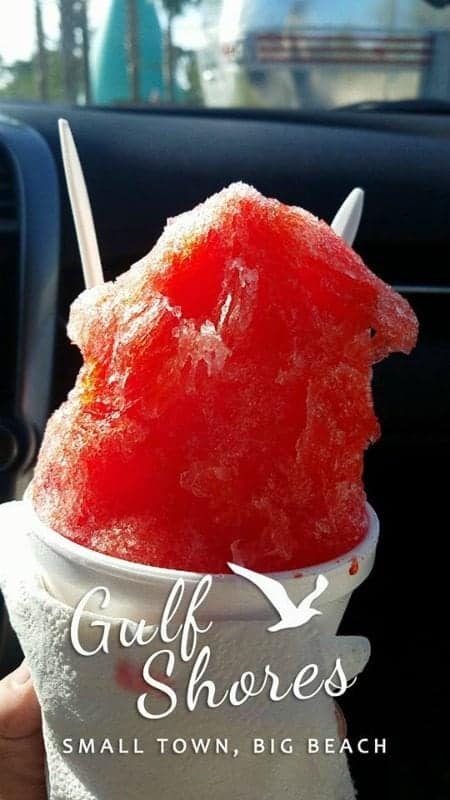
0;102;449;798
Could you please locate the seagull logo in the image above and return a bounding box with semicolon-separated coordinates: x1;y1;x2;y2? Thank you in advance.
227;563;329;633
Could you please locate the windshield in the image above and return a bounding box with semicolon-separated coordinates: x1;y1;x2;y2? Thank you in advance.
1;1;450;111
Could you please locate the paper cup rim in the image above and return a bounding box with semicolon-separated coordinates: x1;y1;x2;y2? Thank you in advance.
23;494;379;585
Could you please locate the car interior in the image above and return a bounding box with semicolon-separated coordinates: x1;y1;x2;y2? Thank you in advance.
0;3;449;799
1;99;449;799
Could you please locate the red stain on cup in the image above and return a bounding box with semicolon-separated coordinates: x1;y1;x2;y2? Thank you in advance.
293;572;303;579
115;658;174;696
349;557;359;576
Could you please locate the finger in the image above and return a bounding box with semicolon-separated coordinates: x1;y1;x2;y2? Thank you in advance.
334;702;347;741
0;662;42;739
0;662;46;800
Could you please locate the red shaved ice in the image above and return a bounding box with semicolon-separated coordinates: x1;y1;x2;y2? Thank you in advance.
31;183;418;572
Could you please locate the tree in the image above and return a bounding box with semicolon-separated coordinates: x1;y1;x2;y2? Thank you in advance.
126;0;140;102
34;0;48;100
58;0;91;103
0;50;64;102
0;2;90;105
159;0;200;102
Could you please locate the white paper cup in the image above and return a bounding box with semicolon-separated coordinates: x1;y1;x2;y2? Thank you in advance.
23;496;379;633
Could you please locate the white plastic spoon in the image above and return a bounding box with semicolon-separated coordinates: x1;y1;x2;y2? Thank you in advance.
331;187;364;246
58;119;362;284
58;118;104;289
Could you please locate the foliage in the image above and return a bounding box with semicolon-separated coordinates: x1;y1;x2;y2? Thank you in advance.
0;49;64;101
159;0;201;20
158;0;202;102
184;50;203;106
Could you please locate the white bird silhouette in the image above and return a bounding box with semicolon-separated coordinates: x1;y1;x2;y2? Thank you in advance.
228;563;329;632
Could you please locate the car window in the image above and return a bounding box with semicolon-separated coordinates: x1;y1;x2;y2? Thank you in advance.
1;1;450;110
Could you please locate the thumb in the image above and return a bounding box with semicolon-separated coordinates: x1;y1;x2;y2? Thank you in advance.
0;662;46;800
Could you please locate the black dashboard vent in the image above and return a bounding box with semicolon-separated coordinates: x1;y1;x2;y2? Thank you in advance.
0;144;20;416
0;150;18;234
0;123;59;501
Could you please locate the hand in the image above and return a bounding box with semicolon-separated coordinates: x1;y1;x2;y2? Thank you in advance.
335;703;347;740
0;662;46;800
0;663;346;800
